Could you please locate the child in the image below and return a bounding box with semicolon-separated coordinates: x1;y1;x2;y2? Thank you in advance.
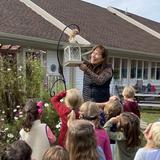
19;99;56;160
66;119;106;160
122;86;140;118
1;140;32;160
80;101;112;160
42;145;69;160
50;88;83;147
134;122;160;160
103;96;123;160
104;112;141;160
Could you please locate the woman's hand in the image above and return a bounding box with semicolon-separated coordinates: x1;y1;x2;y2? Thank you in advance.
79;63;88;72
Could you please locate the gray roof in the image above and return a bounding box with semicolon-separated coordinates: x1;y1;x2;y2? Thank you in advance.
0;0;160;54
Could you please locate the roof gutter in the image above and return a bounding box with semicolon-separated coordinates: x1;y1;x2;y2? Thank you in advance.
106;47;160;57
0;31;62;50
0;31;91;50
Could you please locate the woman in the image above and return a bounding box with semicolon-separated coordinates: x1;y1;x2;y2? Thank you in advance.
79;44;113;103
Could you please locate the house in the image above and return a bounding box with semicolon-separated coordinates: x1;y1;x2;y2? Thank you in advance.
0;0;160;95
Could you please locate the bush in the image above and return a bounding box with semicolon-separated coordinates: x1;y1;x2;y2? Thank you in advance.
0;53;59;144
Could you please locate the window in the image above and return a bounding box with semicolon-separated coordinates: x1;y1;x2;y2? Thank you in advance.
143;61;148;79
137;60;142;79
108;57;113;67
151;62;156;79
131;60;136;78
114;58;120;79
156;62;160;80
121;59;127;78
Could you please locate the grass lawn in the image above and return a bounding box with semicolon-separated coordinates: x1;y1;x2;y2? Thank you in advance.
140;108;160;123
139;108;160;147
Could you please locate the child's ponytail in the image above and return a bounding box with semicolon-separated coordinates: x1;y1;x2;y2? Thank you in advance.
67;110;76;127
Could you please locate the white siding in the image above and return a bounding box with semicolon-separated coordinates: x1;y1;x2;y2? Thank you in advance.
74;67;84;93
47;50;74;89
47;50;59;75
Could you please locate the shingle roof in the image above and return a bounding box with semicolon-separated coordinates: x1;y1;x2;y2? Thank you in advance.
0;0;160;54
117;8;160;34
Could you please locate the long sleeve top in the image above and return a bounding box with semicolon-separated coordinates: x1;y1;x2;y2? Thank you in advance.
50;91;79;146
123;99;140;118
83;64;113;102
95;128;112;160
104;120;138;160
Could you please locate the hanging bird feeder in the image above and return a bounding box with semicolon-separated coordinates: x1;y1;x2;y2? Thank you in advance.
64;43;82;67
63;29;83;67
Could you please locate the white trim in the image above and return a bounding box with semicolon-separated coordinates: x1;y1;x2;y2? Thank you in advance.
107;7;160;40
19;0;91;45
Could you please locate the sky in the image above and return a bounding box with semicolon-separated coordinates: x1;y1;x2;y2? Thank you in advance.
83;0;160;22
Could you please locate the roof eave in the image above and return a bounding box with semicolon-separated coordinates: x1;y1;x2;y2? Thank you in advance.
0;31;62;50
108;46;160;59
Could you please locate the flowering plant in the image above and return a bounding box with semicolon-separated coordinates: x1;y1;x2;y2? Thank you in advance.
0;52;59;144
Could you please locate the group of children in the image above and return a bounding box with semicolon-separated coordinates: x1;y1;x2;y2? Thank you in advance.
1;86;160;160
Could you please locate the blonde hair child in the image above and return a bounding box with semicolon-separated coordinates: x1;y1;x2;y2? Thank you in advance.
134;122;160;160
79;101;112;160
103;96;123;160
122;86;140;118
51;88;83;147
66;119;106;160
43;145;69;160
104;96;123;121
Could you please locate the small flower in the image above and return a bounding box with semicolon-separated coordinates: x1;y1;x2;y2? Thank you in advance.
60;99;64;102
44;103;49;107
2;111;5;114
18;66;22;71
19;114;23;118
4;128;9;131
16;105;20;108
7;133;14;138
7;68;11;71
56;121;62;129
18;76;22;79
1;118;4;121
13;109;17;112
14;117;18;120
19;111;23;115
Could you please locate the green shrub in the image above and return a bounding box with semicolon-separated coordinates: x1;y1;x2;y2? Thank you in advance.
0;53;59;144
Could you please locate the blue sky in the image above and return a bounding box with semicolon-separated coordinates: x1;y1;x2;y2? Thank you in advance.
83;0;160;22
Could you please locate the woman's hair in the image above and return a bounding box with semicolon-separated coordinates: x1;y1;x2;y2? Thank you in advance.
86;44;109;74
120;112;141;148
122;86;135;99
22;99;44;132
65;89;83;125
42;145;69;160
92;44;108;62
104;98;122;120
80;101;100;128
1;140;32;160
66;120;98;160
150;122;160;148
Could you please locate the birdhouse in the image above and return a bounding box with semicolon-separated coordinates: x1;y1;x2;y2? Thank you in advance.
64;43;82;67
